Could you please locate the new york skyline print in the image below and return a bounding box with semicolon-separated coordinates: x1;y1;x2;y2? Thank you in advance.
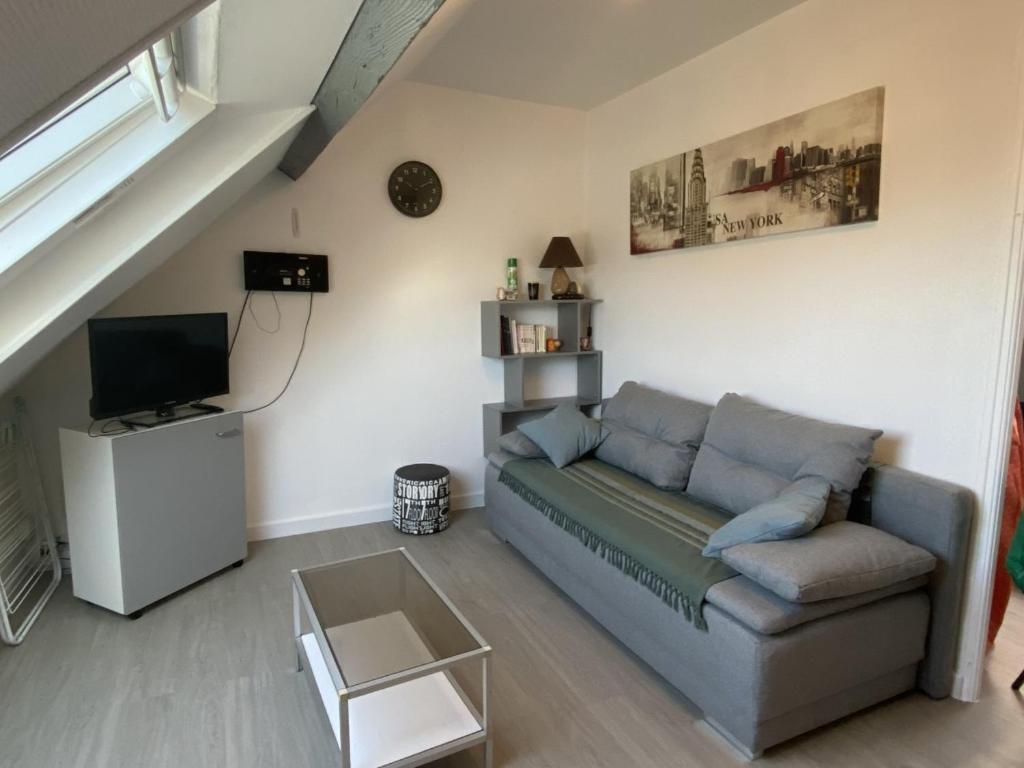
629;87;884;255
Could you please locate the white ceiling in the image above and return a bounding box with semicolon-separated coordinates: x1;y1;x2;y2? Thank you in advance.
407;0;806;110
216;0;364;106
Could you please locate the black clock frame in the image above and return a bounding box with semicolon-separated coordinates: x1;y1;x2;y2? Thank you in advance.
388;161;442;218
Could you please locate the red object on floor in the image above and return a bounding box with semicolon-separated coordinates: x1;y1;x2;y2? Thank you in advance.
990;402;1024;645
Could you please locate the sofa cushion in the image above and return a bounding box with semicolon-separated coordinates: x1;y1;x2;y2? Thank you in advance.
721;521;937;603
687;394;881;523
596;381;712;490
705;573;930;635
486;449;521;470
701;477;830;558
497;430;545;458
517;403;607;469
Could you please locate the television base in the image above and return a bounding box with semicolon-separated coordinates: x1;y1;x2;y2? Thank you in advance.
120;403;224;429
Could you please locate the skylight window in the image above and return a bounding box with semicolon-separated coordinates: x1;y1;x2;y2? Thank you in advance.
0;69;142;203
0;34;184;207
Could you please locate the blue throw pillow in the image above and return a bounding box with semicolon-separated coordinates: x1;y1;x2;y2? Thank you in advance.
517;403;608;468
702;476;830;558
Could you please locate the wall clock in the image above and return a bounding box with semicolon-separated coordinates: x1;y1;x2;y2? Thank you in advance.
388;161;442;218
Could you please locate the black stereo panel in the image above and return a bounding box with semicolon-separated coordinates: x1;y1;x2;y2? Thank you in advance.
243;251;329;293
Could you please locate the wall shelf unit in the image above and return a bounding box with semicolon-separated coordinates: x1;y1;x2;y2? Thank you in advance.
480;300;602;455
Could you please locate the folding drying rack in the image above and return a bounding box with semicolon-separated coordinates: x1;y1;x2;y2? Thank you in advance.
0;398;61;645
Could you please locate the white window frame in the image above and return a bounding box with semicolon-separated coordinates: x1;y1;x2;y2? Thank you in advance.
0;33;215;285
0;70;148;206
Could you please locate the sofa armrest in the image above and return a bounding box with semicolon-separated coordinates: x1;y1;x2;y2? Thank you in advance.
869;464;973;698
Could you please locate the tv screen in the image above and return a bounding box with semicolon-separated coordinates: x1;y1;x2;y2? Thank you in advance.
88;313;229;419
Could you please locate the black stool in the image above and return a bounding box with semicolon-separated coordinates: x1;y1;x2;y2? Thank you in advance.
393;464;450;535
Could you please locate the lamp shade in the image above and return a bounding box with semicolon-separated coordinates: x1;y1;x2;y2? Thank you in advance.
539;237;583;269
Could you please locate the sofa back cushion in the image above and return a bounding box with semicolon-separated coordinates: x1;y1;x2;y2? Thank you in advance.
595;381;712;490
687;394;881;522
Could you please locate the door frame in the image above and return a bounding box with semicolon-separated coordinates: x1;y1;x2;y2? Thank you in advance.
955;30;1024;700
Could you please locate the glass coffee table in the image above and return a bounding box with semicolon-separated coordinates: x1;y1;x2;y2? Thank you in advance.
292;548;492;768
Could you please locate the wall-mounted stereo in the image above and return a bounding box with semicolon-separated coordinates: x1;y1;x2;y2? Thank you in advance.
243;251;329;293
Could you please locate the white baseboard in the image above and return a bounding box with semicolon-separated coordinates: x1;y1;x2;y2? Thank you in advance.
247;491;485;542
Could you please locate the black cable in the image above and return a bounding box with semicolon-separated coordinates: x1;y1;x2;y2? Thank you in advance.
244;292;314;415
228;290;252;357
87;418;135;438
248;291;281;334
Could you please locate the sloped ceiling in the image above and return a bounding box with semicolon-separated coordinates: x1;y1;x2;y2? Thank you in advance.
0;0;215;155
0;0;367;393
408;0;806;109
215;0;364;106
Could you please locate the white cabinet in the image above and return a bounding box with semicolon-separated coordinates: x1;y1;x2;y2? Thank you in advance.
59;412;246;616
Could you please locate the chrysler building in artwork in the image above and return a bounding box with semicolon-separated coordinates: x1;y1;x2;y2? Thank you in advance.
684;148;711;247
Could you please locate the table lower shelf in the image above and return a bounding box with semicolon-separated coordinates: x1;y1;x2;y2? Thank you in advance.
300;633;483;768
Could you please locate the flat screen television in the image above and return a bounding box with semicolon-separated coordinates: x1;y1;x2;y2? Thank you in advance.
88;313;229;420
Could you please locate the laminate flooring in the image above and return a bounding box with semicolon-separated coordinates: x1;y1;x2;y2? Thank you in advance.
1;509;1021;767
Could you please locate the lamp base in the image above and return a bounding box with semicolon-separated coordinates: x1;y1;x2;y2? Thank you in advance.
549;265;570;296
549;266;584;299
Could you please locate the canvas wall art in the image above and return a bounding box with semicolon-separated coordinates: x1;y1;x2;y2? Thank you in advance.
629;87;884;255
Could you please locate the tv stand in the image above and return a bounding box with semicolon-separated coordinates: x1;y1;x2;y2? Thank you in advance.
59;411;246;617
120;402;225;429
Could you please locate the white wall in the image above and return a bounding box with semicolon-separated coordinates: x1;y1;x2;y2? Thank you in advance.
13;81;586;539
583;0;1024;697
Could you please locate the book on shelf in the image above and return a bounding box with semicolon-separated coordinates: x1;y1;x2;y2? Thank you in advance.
535;324;547;352
517;323;536;354
500;321;551;356
499;315;512;356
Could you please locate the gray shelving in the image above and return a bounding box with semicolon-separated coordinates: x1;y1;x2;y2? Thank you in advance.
480;299;601;358
481;300;602;455
482;395;602;414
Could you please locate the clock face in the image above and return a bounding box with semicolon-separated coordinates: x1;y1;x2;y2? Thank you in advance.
388;161;442;218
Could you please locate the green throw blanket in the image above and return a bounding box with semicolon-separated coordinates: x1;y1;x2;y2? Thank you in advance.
498;458;736;629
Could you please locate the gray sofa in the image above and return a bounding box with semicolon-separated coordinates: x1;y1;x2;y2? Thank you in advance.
484;385;972;758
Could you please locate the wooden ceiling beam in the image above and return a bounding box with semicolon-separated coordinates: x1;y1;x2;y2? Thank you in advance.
278;0;446;180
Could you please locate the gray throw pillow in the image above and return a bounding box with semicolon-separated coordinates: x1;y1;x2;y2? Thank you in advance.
497;430;545;458
702;477;830;558
517;404;608;469
596;381;712;490
688;394;881;523
721;521;937;603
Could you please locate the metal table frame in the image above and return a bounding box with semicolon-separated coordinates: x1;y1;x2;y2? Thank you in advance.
292;547;492;768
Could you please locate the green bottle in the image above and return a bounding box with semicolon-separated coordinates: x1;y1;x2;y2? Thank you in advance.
506;258;519;294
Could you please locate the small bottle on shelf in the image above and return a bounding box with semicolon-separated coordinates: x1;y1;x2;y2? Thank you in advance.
506;258;519;300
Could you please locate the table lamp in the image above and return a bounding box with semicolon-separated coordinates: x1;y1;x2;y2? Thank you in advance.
539;236;584;299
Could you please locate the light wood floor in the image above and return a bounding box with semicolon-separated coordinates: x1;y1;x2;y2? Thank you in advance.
0;509;1021;767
